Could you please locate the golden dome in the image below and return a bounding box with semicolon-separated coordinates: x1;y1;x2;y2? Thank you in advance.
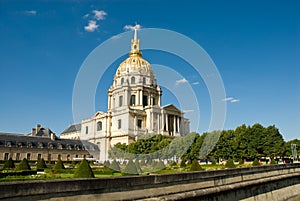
113;27;157;86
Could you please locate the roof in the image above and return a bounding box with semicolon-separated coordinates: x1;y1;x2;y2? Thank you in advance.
0;132;99;151
61;123;81;134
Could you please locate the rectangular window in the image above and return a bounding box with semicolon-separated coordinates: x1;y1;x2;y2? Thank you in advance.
16;153;20;161
27;153;31;161
152;98;156;105
143;95;148;107
85;126;88;134
119;95;123;107
118;119;122;129
4;153;9;160
137;119;142;129
97;121;102;131
130;95;136;106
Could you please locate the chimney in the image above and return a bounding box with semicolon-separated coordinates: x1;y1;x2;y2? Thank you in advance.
32;128;37;135
36;124;41;133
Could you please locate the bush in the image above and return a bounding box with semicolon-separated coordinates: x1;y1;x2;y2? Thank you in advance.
53;159;65;170
155;160;165;170
211;159;217;165
123;159;138;175
180;160;186;168
190;159;202;171
134;160;143;173
103;160;110;167
239;159;244;165
140;160;146;166
270;158;276;165
225;159;236;168
3;158;15;169
36;158;47;170
74;158;95;178
252;158;260;166
109;160;121;172
16;158;31;171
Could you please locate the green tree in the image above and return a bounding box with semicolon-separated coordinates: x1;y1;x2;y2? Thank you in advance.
155;160;165;170
16;158;31;171
109;160;121;172
3;157;15;169
225;159;236;168
270;158;276;164
134;160;143;173
190;159;202;171
123;159;138;175
74;158;95;178
53;159;65;170
36;158;47;170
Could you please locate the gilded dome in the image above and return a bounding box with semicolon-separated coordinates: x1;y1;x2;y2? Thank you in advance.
113;28;157;86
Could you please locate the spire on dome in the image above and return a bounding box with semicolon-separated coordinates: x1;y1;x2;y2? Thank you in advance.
130;24;141;57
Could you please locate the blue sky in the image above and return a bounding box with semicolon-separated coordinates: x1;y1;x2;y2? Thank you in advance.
0;0;299;140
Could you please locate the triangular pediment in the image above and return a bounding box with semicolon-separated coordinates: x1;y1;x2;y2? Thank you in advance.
162;104;182;113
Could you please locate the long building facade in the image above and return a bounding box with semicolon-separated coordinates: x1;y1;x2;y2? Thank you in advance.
60;28;190;162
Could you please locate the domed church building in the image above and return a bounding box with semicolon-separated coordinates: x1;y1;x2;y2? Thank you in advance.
60;27;190;161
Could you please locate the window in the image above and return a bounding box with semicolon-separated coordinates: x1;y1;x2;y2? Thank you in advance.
143;77;146;85
27;153;31;161
130;95;136;106
131;77;135;84
143;95;148;107
119;95;123;107
58;154;61;160
4;153;9;160
16;153;20;161
152;98;156;105
85;126;88;134
121;78;124;85
118;119;122;129
37;154;42;160
137;120;142;129
97;121;103;131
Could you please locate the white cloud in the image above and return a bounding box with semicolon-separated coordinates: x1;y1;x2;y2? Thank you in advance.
192;82;200;85
223;97;240;103
92;10;107;20
24;10;37;15
111;35;122;40
175;78;188;85
84;20;99;32
183;109;194;113
230;99;240;103
83;13;89;18
124;24;141;31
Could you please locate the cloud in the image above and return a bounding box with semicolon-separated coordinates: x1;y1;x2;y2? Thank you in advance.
223;97;240;103
124;24;141;31
183;110;194;113
24;10;37;15
192;82;200;85
84;20;99;32
111;35;122;40
175;78;188;85
92;10;107;20
83;13;89;18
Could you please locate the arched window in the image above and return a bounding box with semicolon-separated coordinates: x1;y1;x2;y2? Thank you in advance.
119;95;123;107
97;121;102;131
130;95;136;106
121;78;124;85
131;77;135;84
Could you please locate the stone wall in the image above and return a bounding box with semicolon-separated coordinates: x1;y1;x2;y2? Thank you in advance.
0;164;299;201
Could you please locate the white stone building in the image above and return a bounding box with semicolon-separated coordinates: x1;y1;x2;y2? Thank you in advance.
60;28;190;161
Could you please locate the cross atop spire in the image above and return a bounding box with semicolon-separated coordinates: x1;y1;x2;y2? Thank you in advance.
130;24;141;57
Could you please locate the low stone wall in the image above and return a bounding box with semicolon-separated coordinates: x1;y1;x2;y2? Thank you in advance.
0;164;299;201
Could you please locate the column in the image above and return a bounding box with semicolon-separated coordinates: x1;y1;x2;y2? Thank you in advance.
177;116;180;135
173;115;176;136
166;114;169;132
151;112;154;131
139;90;143;106
161;112;165;132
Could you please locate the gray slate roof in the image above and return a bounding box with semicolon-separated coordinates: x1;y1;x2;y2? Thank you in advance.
61;123;81;134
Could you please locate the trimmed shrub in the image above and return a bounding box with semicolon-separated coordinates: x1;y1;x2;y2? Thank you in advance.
239;159;244;165
211;159;217;165
36;158;47;170
134;160;143;173
16;158;31;171
225;159;236;168
252;158;260;166
140;159;146;166
190;159;202;171
53;159;65;170
103;160;110;167
123;159;138;175
270;158;276;165
109;160;121;172
180;160;186;168
122;160;127;166
155;160;166;170
74;158;95;178
3;158;15;169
